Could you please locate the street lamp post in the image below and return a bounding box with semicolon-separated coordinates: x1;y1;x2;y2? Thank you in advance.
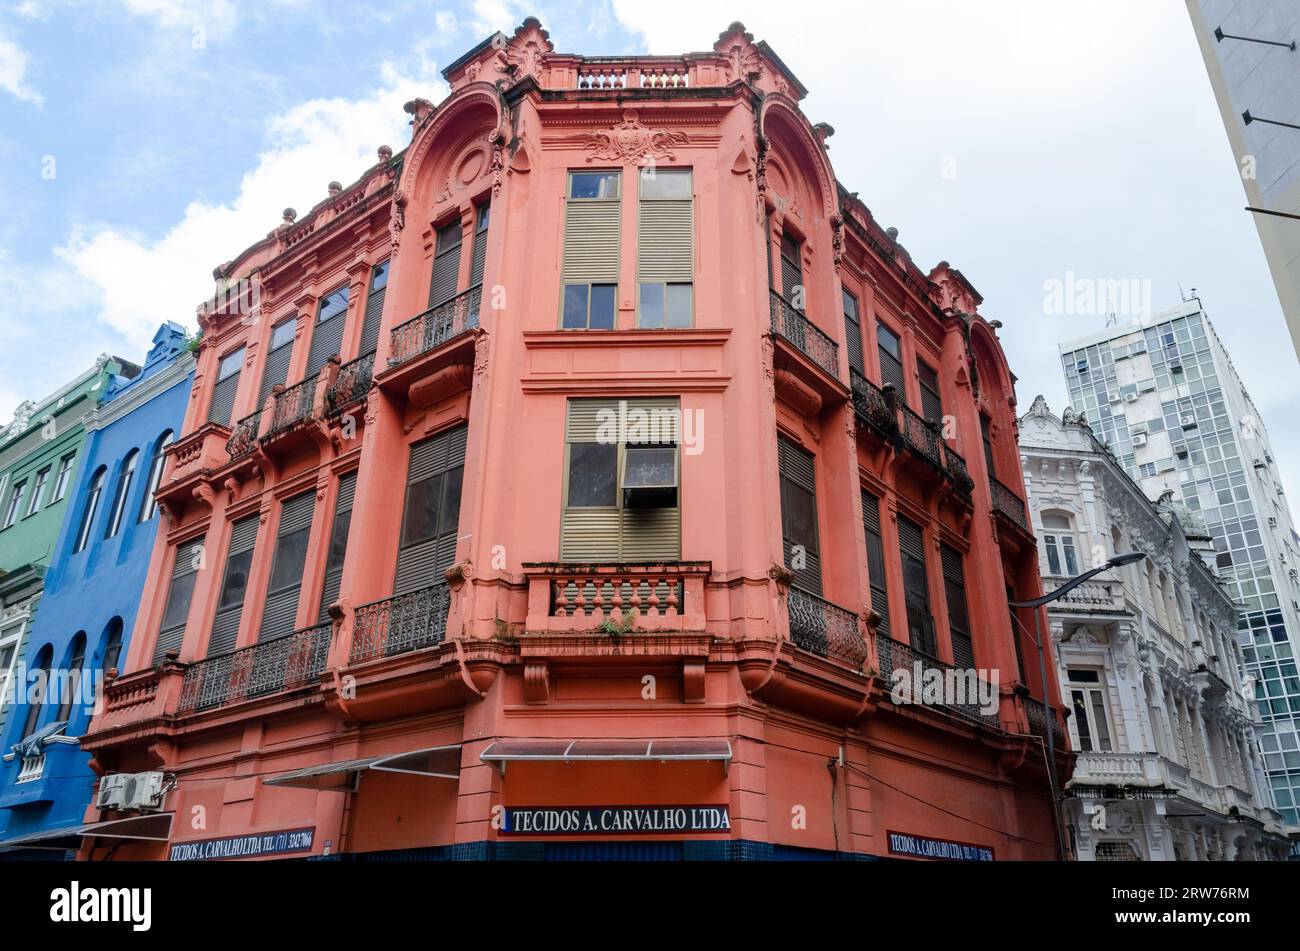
1009;550;1147;861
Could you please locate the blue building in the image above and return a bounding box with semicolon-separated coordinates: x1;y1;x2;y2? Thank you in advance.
0;324;193;858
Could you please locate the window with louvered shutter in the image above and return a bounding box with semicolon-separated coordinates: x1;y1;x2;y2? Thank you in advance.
941;543;973;668
259;492;315;641
359;260;388;357
394;425;467;595
429;221;463;308
154;536;205;662
981;414;996;479
260;320;296;402
843;291;864;375
877;325;905;397
208;348;244;426
861;489;890;637
470;203;489;289
918;360;943;425
778;436;821;595
561;398;681;561
1007;585;1027;683
208;515;259;656
319;471;357;621
637;169;693;328
307;285;349;377
561;171;621;330
897;516;936;655
780;233;803;308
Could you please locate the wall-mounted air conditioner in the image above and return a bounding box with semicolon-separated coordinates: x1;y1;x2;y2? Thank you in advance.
1132;433;1148;447
96;771;167;812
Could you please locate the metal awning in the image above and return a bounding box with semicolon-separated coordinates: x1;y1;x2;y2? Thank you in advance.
263;745;462;791
0;812;174;851
479;738;733;775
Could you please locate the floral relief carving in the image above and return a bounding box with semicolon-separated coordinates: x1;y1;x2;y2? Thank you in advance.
584;109;689;165
506;17;553;81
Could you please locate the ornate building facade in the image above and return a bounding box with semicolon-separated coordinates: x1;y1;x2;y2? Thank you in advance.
79;19;1067;862
1020;397;1290;860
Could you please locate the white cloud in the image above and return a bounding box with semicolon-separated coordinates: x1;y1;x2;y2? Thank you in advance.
58;60;446;352
0;30;43;105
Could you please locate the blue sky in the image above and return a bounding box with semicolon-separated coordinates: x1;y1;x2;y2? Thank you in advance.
1;0;1297;506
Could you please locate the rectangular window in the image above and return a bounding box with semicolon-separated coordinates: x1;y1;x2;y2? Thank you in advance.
51;453;75;503
1069;670;1114;752
561;398;681;561
307;285;350;377
319;471;357;621
208;515;259;656
0;636;17;718
429;220;463;308
1044;534;1079;576
260;319;296;401
562;170;622;329
918;361;943;425
208;347;245;426
877;323;905;396
843;291;864;375
780;233;803;307
778;436;821;596
154;536;205;662
981;414;996;479
2;480;26;529
941;543;973;668
25;467;49;517
898;516;937;656
470;202;490;289
359;260;389;357
259;491;316;641
638;168;693;328
861;489;890;637
395;425;467;594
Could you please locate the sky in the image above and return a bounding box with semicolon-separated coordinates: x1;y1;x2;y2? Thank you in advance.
0;0;1296;505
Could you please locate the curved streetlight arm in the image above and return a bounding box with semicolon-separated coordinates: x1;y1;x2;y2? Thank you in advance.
1008;562;1116;610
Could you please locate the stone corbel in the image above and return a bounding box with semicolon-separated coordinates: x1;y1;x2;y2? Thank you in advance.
523;661;551;704
682;659;706;703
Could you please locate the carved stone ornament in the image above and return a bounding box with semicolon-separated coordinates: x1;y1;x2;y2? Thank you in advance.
506;17;553;80
715;22;763;84
584;109;688;165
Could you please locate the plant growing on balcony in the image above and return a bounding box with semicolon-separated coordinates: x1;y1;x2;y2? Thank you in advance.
598;609;637;637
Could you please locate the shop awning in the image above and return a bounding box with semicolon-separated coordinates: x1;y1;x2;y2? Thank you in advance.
0;812;173;851
263;745;462;791
479;738;733;775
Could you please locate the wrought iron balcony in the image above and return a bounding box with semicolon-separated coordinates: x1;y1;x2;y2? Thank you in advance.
786;586;867;670
898;403;944;469
176;622;332;713
388;286;481;369
326;352;375;415
874;632;1002;730
226;410;262;459
769;291;839;379
350;583;451;663
267;374;319;436
850;369;896;439
944;445;974;496
1026;697;1067;748
991;476;1029;531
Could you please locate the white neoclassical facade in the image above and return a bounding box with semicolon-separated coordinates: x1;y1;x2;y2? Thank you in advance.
1020;397;1291;860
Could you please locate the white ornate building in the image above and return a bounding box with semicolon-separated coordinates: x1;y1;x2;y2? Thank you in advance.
1019;396;1291;860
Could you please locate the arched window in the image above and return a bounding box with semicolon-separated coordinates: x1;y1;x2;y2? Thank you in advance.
73;467;107;553
1041;513;1078;577
56;633;86;724
105;450;139;538
138;430;173;523
100;617;124;677
21;644;53;738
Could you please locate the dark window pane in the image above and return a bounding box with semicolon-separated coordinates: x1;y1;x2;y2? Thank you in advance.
435;221;462;253
268;527;311;593
402;473;444;547
371;260;389;291
877;325;901;360
570;172;620;199
477;202;491;231
782;483;819;555
438;466;463;536
319;286;349;323
218;549;254;608
589;284;616;329
325;511;351;575
665;284;692;327
562;284;589;329
639;283;664;328
567;443;617;507
162;572;197;631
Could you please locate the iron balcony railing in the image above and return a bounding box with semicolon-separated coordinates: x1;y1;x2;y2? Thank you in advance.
388;286;481;369
350;582;451;663
786;586;867;670
874;632;1002;730
267;373;319;435
1026;698;1068;749
769;291;839;379
898;403;943;469
944;445;974;496
850;369;896;439
226;410;262;459
991;476;1029;531
176;622;332;713
326;352;375;415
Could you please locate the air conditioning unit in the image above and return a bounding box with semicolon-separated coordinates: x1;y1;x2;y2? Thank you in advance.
1174;446;1189;458
1181;416;1197;428
1170;364;1183;374
1132;433;1148;447
1107;392;1121;403
97;771;167;812
1124;392;1139;403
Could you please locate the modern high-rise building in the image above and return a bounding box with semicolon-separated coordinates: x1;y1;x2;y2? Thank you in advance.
1186;1;1300;361
76;19;1069;862
1059;300;1300;829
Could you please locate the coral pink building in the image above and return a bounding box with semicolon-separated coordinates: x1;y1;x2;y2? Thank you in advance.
81;19;1068;862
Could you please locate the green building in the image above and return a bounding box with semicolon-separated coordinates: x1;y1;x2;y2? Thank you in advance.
0;354;139;741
